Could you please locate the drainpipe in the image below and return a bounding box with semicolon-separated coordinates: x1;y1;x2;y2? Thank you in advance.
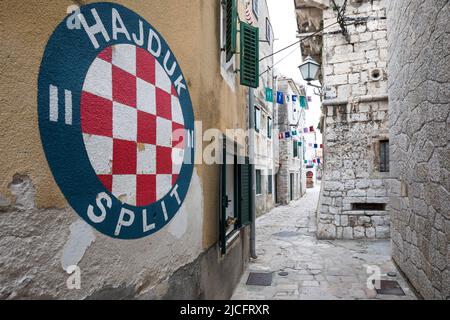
249;87;257;259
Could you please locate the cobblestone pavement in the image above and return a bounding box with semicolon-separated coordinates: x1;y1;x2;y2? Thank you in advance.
232;183;417;300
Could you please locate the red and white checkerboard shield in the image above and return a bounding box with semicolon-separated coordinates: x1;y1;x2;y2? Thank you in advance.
81;44;185;207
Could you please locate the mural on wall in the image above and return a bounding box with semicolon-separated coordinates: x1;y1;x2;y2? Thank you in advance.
38;2;195;239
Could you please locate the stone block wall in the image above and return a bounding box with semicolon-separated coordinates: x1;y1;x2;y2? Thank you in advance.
322;0;388;101
387;0;449;300
317;0;390;239
319;100;390;239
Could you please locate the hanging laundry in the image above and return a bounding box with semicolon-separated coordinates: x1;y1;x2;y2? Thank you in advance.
309;126;315;132
314;144;318;149
300;96;307;108
265;87;273;102
276;91;284;104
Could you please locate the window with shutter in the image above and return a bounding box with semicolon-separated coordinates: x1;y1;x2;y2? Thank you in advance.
267;169;273;194
240;22;259;88
238;159;252;226
220;137;227;254
254;106;261;132
225;0;237;62
221;151;252;254
255;169;262;195
267;117;272;139
380;140;389;172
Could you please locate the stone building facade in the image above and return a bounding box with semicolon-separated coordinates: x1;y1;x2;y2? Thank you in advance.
296;0;391;239
275;78;307;204
0;0;253;299
387;0;449;300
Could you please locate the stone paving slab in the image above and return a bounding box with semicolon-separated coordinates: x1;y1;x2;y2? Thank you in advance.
231;183;417;300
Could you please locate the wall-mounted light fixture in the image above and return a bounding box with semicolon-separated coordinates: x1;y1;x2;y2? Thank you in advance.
298;56;324;96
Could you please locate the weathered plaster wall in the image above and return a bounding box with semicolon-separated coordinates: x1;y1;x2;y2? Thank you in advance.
0;170;204;299
318;0;390;239
0;0;248;299
387;0;449;300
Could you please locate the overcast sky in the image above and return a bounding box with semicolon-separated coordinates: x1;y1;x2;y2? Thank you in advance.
266;0;323;144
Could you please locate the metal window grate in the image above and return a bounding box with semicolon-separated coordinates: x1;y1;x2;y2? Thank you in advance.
380;140;389;172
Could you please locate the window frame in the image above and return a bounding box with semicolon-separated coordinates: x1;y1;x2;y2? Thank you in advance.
267;116;272;139
219;0;236;89
265;17;272;43
252;0;259;20
267;170;273;194
293;140;298;158
379;140;390;172
220;139;252;255
255;169;262;195
254;106;261;132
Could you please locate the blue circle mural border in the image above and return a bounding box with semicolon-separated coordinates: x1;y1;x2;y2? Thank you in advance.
38;2;195;239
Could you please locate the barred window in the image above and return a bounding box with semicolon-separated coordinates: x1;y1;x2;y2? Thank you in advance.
380;140;389;172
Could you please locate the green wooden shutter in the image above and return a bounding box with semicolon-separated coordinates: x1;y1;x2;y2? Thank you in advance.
238;158;252;226
255;170;262;194
220;138;227;254
226;0;237;62
240;22;259;88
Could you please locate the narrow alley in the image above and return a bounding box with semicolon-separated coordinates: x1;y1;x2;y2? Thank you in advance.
0;0;448;304
232;184;416;300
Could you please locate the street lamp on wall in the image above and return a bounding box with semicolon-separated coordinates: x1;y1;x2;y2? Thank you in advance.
298;56;324;96
298;56;320;83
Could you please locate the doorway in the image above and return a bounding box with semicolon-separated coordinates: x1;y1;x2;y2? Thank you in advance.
275;173;279;204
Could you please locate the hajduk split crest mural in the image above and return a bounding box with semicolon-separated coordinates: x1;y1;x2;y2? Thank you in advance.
38;2;195;239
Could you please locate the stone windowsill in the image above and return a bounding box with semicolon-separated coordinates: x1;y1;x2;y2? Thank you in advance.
341;210;388;216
